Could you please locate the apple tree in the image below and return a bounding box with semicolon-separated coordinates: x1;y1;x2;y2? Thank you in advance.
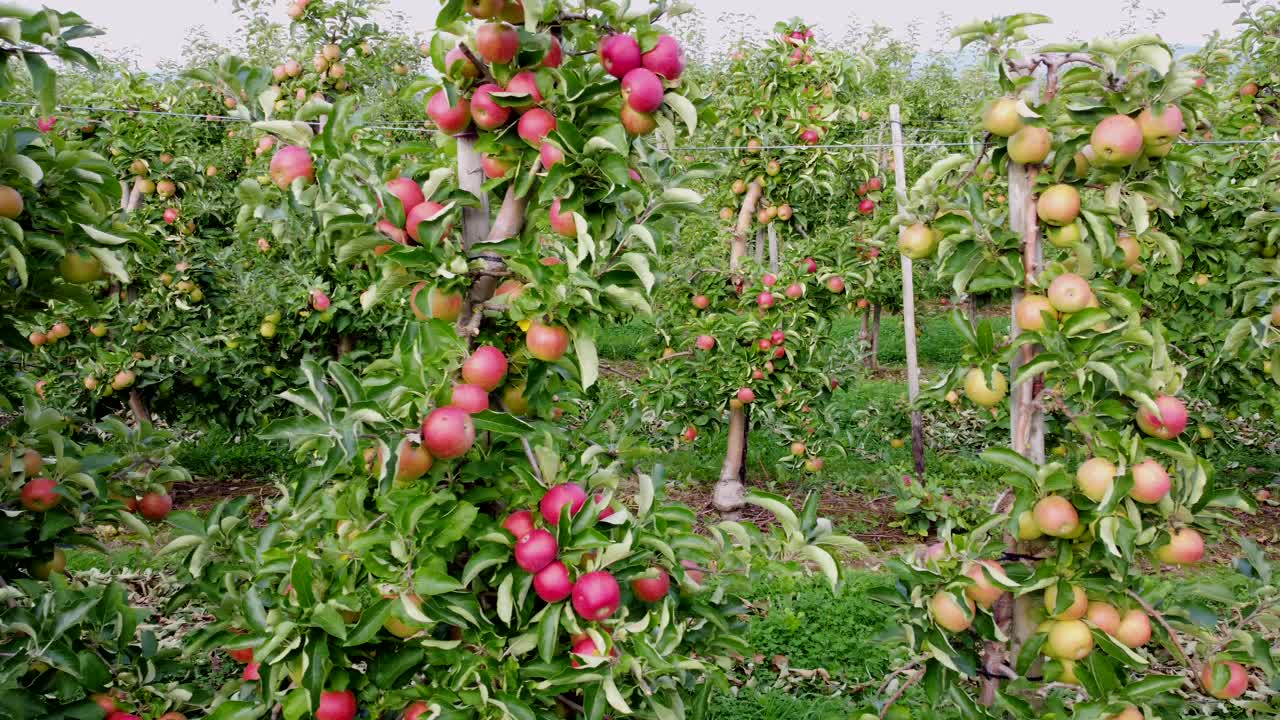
643;21;880;512
868;14;1275;718
158;3;862;719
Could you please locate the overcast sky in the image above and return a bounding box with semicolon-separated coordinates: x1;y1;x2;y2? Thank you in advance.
42;0;1246;68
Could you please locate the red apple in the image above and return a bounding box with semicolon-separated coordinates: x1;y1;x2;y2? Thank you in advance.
534;560;573;602
421;407;476;459
518;108;557;146
827;276;845;293
514;528;557;572
1136;394;1188;440
451;383;490;414
462;345;508;391
857;198;875;215
542;36;562;67
470;83;512;130
526;321;570;361
801;257;818;273
641;35;684;79
138;492;173;521
737;387;755;404
386;177;424;214
20;478;60;512
316;690;357;720
540;483;587;525
505;70;542;107
475;22;520;65
549;198;577;237
696;335;715;351
620;104;656;135
427;90;471;135
621;68;664;113
572;571;621;620
406;200;448;243
631;568;671;602
503;509;535;539
539;142;565;168
269;145;314;189
444;46;479;79
757;292;774;309
599;34;641;78
163;207;179;224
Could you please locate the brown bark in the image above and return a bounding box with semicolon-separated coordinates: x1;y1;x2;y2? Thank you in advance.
729;181;763;293
713;404;748;513
859;311;871;367
456;159;534;340
121;178;150;426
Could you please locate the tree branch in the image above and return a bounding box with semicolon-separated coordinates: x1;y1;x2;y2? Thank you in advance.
879;666;926;719
1125;589;1197;676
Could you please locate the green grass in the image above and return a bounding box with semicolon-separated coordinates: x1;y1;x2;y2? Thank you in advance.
174;425;290;480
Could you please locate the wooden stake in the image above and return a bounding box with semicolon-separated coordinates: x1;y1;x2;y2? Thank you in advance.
767;223;779;273
889;104;925;477
1008;162;1045;463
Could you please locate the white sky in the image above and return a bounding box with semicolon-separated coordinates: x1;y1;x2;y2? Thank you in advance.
38;1;1246;68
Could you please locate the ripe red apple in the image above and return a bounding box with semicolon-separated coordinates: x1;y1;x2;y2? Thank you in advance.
386;177;424;214
242;662;261;681
736;387;755;404
163;207;179;224
691;294;710;310
470;83;512;130
515;528;558;572
504;71;542;108
642;35;684;79
406;200;448;244
1037;184;1080;226
451;383;490;414
621;68;664;113
1200;660;1249;699
857;198;875;215
1032;495;1079;538
427;90;471;134
138;492;173;521
311;290;331;312
1129;459;1170;504
542;36;562;67
801;257;818;273
681;425;698;442
106;714;143;720
757;339;772;352
929;591;975;633
695;335;715;351
1156;528;1204;565
1047;273;1092;313
269;145;315;189
1075;457;1116;502
316;690;357;720
541;483;587;525
1090;115;1144;166
444;46;479;79
462;345;508;391
534;560;573;602
631;568;670;602
227;645;254;664
526;321;570;361
20;478;60;512
503;509;535;539
599;34;641;78
1136;394;1187;440
112;370;136;390
1115;608;1151;648
539;142;565;168
404;703;431;720
570;634;613;667
826;276;845;293
421;406;476;459
799;128;820;145
518;108;557;146
572;571;621;620
475;22;519;64
785;282;804;299
620;103;657;135
549;198;577;237
757;292;774;309
1240;82;1259;97
90;694;118;714
395;440;433;482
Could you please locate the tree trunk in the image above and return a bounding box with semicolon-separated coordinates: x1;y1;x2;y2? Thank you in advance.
753;227;765;265
859;311;871;367
869;304;882;371
729;181;763;293
121;178;150;427
714;403;748;513
767;222;779;273
890;104;925;478
1009;162;1045;464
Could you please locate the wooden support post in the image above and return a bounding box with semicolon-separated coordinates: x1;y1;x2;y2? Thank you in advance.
889;104;925;478
1008;162;1045;464
870;305;881;370
753;228;765;265
120;178;150;426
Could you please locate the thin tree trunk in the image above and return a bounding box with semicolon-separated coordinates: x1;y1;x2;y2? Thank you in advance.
870;305;882;371
121;178;150;426
767;223;779;273
859;311;871;367
753;228;765;265
729;181;763;293
714;403;748;513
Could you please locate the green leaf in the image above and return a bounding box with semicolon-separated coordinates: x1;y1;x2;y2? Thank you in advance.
537;603;562;663
23;53;54;113
663;93;697;135
574;331;598;389
203;701;266;720
980;447;1038;479
311;604;348;640
744;490;800;535
799;545;839;590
